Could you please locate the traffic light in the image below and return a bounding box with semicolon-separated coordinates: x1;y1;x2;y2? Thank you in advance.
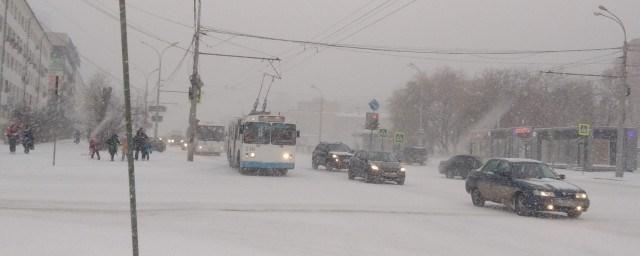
366;112;379;130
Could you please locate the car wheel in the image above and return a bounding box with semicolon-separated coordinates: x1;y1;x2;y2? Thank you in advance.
567;211;582;218
326;161;334;171
471;189;485;207
364;172;374;183
397;178;405;185
348;168;355;180
445;170;454;179
312;159;318;170
514;193;533;216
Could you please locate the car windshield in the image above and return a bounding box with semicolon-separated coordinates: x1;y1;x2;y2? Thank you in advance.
243;122;270;144
367;152;398;162
197;126;225;141
328;143;351;152
511;162;558;179
271;123;296;145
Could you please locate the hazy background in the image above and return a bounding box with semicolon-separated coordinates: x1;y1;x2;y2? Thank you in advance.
27;0;640;135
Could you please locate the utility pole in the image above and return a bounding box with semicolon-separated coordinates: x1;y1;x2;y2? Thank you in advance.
595;5;628;178
117;1;140;255
0;0;9;116
187;0;203;162
408;63;425;148
310;85;324;144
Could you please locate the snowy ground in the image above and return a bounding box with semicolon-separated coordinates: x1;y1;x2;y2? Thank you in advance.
1;140;639;256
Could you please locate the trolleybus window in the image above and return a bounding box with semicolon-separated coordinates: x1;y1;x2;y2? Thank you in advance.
243;122;271;144
271;123;296;145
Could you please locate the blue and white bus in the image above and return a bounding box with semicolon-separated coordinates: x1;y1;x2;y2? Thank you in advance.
227;113;298;175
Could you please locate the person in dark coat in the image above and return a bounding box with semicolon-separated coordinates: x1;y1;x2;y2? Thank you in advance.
105;133;120;161
21;125;34;153
89;137;101;160
133;128;148;161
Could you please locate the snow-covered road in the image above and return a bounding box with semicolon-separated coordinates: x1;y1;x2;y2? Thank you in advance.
1;141;639;255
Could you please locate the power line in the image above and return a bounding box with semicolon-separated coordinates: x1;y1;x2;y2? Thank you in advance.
203;26;622;56
540;71;620;78
199;52;280;61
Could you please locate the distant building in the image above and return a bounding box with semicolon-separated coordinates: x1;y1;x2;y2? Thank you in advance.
0;0;52;121
46;32;80;108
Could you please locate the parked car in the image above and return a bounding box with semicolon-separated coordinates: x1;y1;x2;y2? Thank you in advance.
312;142;354;171
149;137;166;152
348;151;406;185
439;155;483;179
465;158;589;218
399;146;427;165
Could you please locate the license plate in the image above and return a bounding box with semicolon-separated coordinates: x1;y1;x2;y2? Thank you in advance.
554;198;578;207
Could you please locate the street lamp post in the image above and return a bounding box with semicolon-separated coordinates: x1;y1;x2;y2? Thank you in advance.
143;68;159;128
141;41;178;138
310;85;324;144
408;63;425;147
595;5;628;178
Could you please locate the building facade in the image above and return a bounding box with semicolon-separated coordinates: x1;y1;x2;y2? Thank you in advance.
46;32;80;107
0;0;52;122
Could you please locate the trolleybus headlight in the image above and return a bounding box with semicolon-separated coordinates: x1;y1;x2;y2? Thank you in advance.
283;153;293;160
370;165;380;171
332;154;338;158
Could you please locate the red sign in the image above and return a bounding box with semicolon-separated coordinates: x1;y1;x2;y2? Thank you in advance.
514;127;532;138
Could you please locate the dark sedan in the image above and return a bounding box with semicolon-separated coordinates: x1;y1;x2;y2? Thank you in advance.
348;151;406;185
465;158;589;218
439;155;482;179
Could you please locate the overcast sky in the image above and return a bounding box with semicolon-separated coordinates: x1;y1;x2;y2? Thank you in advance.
27;0;640;135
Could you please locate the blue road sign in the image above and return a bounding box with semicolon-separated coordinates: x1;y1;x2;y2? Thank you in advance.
369;99;380;111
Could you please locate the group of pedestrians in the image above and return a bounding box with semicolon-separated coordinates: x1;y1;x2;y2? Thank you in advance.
89;128;152;161
3;120;35;154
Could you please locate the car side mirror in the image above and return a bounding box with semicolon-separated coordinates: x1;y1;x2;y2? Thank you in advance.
559;174;566;180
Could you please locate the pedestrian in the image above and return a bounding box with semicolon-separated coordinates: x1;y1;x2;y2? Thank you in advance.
89;137;101;160
73;129;81;144
142;140;152;160
105;133;120;161
121;136;128;161
4;121;20;153
21;125;34;153
133;128;148;161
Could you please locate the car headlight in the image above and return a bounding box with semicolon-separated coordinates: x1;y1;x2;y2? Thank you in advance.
283;153;293;160
575;193;588;199
533;190;556;197
332;154;338;158
198;146;203;149
370;165;379;171
247;152;256;158
180;140;184;143
183;143;188;147
400;167;406;172
159;137;163;141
